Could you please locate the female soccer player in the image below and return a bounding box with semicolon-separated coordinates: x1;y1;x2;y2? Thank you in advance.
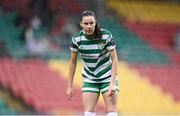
66;10;119;116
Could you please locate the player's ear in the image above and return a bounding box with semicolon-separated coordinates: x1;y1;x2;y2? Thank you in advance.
79;22;83;27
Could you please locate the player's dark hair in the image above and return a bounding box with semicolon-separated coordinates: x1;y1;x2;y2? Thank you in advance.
79;10;102;40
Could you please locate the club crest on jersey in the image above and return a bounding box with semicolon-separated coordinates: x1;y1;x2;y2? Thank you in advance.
98;43;105;49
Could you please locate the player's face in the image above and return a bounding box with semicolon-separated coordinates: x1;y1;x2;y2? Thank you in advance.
80;16;96;35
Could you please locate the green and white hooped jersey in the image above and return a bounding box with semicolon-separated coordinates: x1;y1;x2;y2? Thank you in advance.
70;29;116;83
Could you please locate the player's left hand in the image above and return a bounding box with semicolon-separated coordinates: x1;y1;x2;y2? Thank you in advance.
107;83;116;97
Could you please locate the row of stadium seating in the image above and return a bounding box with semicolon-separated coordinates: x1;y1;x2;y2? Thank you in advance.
0;0;85;17
107;0;180;24
0;0;33;19
123;22;178;50
49;0;85;14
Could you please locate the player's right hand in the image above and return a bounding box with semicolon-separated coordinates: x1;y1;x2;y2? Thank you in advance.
66;86;73;100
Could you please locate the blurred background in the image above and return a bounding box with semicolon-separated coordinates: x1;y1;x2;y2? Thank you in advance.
0;0;180;115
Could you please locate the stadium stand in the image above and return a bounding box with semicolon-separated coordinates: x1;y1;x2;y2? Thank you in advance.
0;0;85;114
107;0;180;24
103;0;180;115
122;21;180;64
99;18;171;64
0;58;84;114
106;0;180;110
48;0;85;14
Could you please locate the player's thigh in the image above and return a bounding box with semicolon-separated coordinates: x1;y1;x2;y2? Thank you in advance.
82;92;100;112
100;79;119;112
102;91;118;112
82;82;100;111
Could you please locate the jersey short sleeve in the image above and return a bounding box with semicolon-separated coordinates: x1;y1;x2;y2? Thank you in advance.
106;33;116;51
70;37;78;52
